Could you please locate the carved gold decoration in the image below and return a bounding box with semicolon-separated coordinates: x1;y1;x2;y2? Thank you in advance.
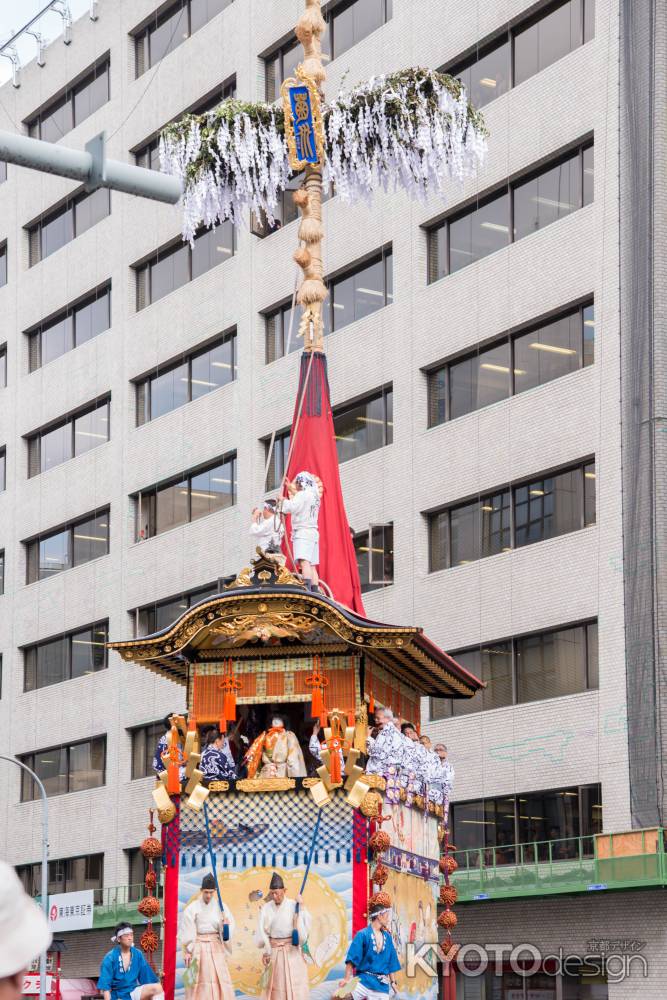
226;567;253;589
208;781;230;792
210;612;318;647
236;778;296;792
302;778;320;788
276;564;304;587
360;791;383;818
363;774;387;791
157;804;176;824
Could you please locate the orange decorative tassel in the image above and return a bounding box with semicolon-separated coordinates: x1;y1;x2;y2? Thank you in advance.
219;715;227;734
188;715;197;731
369;691;375;714
166;725;181;794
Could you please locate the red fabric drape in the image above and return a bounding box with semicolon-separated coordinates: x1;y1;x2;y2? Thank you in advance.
282;353;365;615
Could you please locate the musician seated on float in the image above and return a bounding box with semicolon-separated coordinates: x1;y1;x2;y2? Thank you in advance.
200;728;238;783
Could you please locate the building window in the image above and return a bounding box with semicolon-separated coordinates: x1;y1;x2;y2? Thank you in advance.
0;161;6;183
328;0;392;59
27;59;109;141
136;582;221;635
264;431;290;492
130;721;165;779
24;621;108;693
17;854;104;898
0;244;7;288
135;77;237;169
26;509;110;584
27;398;110;477
264;37;304;102
450;783;602;864
251;172;312;239
333;386;393;463
136;331;236;425
134;0;234;76
445;0;595;110
427;302;594;426
266;248;393;362
430;620;598;718
28;188;110;266
353;524;393;592
136;454;236;541
0;448;5;492
514;460;596;547
428;460;594;570
27;285;111;372
20;737;106;801
136;224;234;309
0;344;7;386
427;141;593;281
0;550;4;595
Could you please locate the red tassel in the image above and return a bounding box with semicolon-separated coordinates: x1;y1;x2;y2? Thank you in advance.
319;699;328;730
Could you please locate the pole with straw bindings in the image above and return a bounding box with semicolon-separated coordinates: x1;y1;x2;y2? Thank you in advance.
292;807;323;945
203;798;230;941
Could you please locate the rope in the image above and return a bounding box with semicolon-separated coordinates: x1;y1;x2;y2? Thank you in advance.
203;798;230;940
293;806;323;945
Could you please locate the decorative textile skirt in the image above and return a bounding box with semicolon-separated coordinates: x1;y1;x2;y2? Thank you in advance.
263;937;309;999
187;933;235;1000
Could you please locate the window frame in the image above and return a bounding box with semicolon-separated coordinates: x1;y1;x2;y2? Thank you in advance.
26;57;110;140
27;284;112;372
19;736;107;801
28;188;111;266
0;344;7;387
27;397;111;477
23;621;109;693
134;0;234;76
17;852;104;898
332;384;393;464
264;430;291;492
135;329;236;425
426;140;593;282
26;508;111;584
426;299;594;427
326;0;392;60
0;242;7;288
353;522;394;592
129;720;166;780
134;580;226;636
0;447;5;492
135;453;237;541
430;618;599;719
136;224;235;310
0;549;4;595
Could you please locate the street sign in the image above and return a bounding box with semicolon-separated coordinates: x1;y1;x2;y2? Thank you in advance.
48;889;94;931
586;883;608;891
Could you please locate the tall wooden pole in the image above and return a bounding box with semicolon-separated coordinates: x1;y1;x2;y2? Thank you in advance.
293;0;328;353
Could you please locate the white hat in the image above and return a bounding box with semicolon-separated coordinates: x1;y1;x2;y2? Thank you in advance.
0;861;52;977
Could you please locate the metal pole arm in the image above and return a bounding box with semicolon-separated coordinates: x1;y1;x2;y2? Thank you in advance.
0;129;182;205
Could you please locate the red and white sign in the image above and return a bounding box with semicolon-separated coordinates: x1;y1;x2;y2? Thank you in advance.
22;975;54;995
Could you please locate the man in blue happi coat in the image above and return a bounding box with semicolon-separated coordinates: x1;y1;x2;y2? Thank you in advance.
339;893;401;998
98;923;163;1000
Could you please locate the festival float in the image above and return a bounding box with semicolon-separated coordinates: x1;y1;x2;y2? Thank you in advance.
109;2;488;997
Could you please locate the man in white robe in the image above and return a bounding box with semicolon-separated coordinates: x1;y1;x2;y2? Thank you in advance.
366;708;406;777
180;874;236;1000
255;873;311;999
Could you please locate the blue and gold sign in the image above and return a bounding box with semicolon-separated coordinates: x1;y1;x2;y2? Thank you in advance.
281;69;325;171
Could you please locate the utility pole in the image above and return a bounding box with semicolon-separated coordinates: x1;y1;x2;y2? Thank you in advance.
0;756;49;1000
0;130;181;204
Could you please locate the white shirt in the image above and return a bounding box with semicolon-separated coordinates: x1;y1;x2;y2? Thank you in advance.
180;896;236;953
249;515;284;551
255;898;311;954
281;489;320;532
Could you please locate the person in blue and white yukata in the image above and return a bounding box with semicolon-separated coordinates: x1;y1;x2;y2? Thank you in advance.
339;893;401;998
152;716;186;783
98;924;163;1000
279;471;322;592
200;728;237;781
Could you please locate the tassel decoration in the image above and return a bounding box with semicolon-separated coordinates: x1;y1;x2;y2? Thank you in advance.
166;725;181;794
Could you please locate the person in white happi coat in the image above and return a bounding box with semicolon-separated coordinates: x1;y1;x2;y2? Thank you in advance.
279;471;322;592
428;743;455;809
180;873;236;1000
249;499;285;560
399;723;428;798
255;872;311;999
366;708;406;777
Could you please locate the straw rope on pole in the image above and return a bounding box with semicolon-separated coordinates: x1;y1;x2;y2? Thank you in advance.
292;0;328;353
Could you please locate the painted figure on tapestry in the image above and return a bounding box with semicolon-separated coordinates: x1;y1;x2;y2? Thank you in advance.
180;873;236;1000
98;924;163;1000
279;470;323;592
244;715;307;778
255;872;312;999
339;892;401;998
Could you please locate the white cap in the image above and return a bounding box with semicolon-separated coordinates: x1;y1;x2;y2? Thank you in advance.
0;861;52;977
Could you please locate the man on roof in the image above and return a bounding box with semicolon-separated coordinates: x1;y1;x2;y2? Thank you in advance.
279;471;323;592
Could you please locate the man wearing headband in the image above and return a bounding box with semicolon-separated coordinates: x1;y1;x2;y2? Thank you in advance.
279;471;322;592
250;499;285;560
339;893;400;997
0;860;52;1000
255;873;311;999
98;924;162;1000
179;874;235;1000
